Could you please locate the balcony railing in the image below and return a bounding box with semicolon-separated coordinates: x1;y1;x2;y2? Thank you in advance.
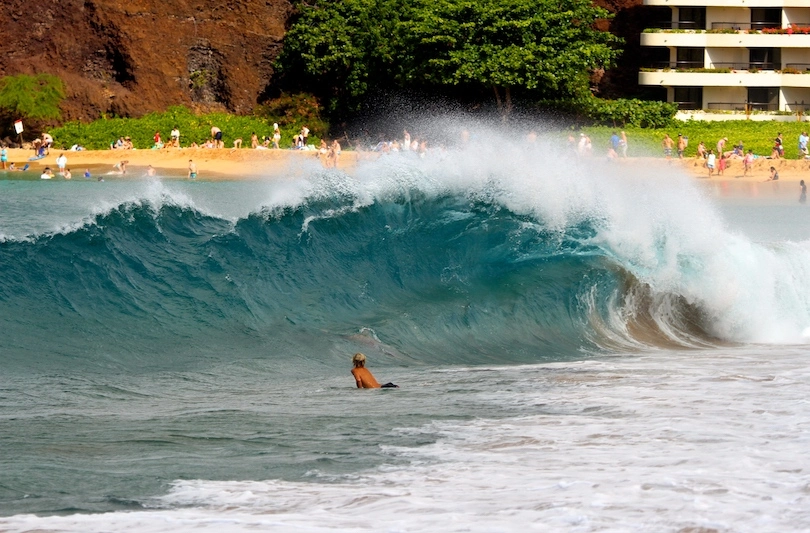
710;22;781;30
709;62;776;70
653;21;704;30
647;61;706;69
645;23;810;32
707;102;778;111
644;62;778;71
785;63;810;71
674;101;702;110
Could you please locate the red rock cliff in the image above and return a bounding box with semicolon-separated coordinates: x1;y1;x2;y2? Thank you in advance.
0;0;293;121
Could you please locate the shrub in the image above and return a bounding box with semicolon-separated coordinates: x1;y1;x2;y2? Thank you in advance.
0;73;65;136
541;97;678;128
50;105;325;150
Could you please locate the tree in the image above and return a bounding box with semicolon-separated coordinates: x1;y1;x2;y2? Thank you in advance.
276;0;622;120
398;0;623;119
0;73;65;122
275;0;401;117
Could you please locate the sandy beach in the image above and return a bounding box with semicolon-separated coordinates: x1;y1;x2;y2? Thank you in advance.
4;147;810;182
1;147;360;180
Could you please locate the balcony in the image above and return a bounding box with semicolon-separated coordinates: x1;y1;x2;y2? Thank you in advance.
644;0;809;7
639;69;810;88
641;28;810;47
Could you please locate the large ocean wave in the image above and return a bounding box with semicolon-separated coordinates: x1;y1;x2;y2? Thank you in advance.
3;141;810;372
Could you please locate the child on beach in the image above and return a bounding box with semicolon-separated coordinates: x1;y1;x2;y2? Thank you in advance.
765;166;779;182
717;154;726;176
743;150;754;176
706;149;716;177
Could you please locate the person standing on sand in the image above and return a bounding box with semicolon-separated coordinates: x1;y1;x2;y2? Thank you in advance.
743;150;754;176
799;132;808;158
327;139;341;168
706;149;716;177
619;131;628;158
717;137;727;157
662;134;674;160
717;153;726;176
250;132;259;149
800;180;807;204
351;353;398;389
211;126;223;148
696;141;707;160
171;126;180;147
677;134;687;159
188;160;197;180
0;145;7;169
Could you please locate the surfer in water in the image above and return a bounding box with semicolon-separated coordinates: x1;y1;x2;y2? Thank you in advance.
351;353;398;389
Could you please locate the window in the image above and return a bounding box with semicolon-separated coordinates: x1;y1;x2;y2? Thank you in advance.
678;8;706;30
748;88;779;111
674;87;703;110
749;48;780;70
676;48;704;69
750;9;781;30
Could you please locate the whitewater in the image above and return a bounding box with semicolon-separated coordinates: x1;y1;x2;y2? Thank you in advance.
1;133;809;532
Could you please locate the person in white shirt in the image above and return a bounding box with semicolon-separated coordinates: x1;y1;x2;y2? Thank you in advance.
706;149;716;177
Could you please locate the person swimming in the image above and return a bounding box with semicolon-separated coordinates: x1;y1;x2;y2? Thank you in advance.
351;353;398;389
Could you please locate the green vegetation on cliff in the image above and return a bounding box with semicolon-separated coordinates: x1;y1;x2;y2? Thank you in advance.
0;74;65;136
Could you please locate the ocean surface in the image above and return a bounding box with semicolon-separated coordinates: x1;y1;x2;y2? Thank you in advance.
1;138;809;532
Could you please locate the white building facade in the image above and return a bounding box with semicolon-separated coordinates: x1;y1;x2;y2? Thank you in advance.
638;0;810;112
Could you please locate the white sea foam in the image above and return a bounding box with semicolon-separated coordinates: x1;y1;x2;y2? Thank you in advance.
2;346;808;532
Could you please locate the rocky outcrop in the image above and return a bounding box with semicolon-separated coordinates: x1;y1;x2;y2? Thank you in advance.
0;0;292;121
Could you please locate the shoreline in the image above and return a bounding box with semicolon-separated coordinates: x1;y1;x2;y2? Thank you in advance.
3;147;810;183
0;147;360;180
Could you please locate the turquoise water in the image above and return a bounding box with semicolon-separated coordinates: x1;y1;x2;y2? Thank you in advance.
2;142;810;531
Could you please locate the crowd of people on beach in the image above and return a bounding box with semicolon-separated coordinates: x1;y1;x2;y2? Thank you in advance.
664;130;810;180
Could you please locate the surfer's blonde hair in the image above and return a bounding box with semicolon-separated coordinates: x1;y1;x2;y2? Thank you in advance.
352;353;366;366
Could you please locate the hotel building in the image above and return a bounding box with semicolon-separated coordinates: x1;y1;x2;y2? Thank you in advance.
638;0;810;112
